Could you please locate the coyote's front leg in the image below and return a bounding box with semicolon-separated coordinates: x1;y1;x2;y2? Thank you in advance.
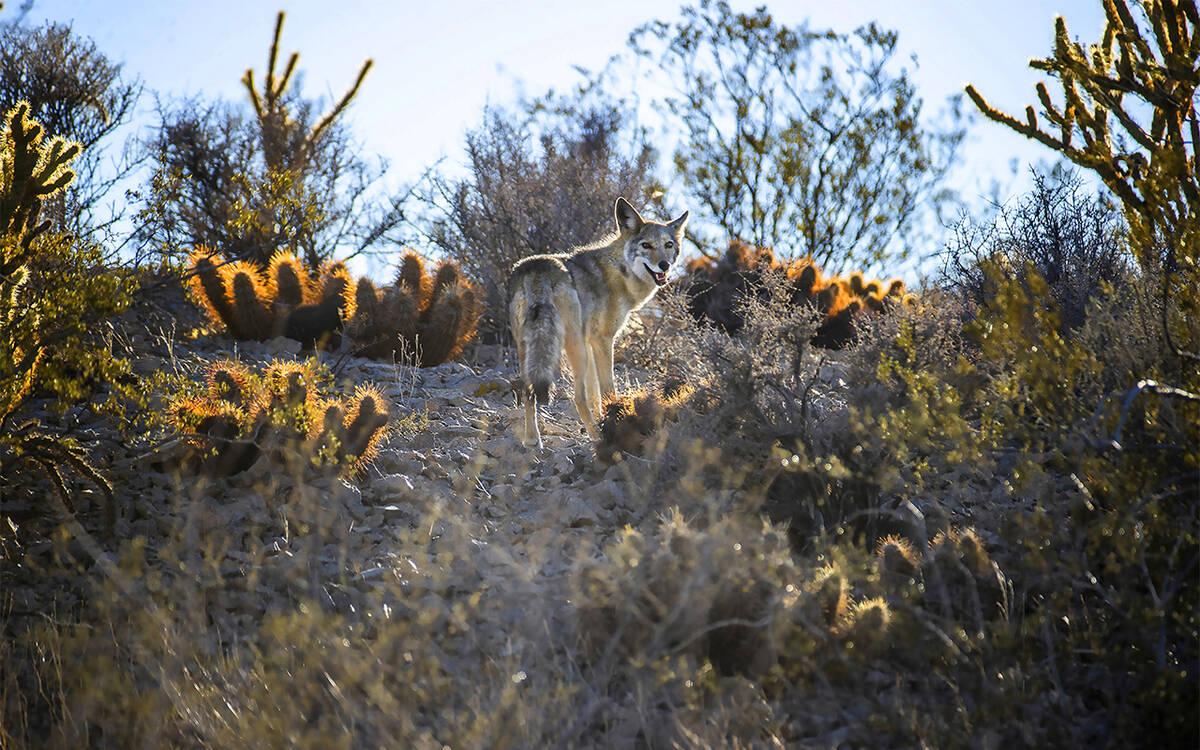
565;331;599;439
590;337;616;414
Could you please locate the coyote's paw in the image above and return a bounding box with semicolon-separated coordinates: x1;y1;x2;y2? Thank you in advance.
523;435;545;451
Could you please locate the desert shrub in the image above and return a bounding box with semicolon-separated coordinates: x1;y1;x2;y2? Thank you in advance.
4;252;1193;747
566;507;1037;747
610;281;700;378
138;12;406;267
1;447;585;748
817;268;1194;743
957;21;1200;734
572;512;795;678
941;169;1132;332
629;1;963;269
599;219;1195;744
0;22;141;246
966;0;1199;354
344;251;480;366
964;268;1198;744
413;83;662;336
1;102;133;526
165;358;389;477
683;239;911;348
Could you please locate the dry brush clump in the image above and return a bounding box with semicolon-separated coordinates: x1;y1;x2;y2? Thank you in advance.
941;169;1133;333
166;358;390;477
567;512;801;744
343;251;480;366
563;509;1026;747
683;239;912;348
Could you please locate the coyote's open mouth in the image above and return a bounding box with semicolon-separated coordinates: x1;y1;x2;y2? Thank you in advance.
644;261;668;286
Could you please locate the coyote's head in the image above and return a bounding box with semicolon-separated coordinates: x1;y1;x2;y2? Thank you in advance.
615;197;689;287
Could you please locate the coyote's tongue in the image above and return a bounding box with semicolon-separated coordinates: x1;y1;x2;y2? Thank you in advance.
645;262;667;286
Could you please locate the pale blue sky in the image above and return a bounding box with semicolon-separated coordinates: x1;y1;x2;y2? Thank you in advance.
10;0;1108;273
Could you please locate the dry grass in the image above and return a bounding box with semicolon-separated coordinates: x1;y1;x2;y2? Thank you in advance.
3;221;1197;750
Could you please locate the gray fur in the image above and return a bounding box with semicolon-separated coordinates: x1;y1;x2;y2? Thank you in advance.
510;262;566;405
507;197;688;448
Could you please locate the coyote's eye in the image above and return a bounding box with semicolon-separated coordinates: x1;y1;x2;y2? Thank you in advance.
640;241;652;249
665;240;674;249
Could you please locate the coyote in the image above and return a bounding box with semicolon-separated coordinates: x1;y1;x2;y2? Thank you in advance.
507;197;688;448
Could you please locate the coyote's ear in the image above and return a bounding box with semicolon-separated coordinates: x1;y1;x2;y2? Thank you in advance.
614;197;644;233
668;210;689;234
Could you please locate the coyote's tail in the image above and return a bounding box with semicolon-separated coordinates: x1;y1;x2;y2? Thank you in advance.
521;279;563;406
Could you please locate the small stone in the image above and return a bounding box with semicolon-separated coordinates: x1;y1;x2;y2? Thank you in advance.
480;435;520;459
379;503;418;523
375;473;415;498
490;484;520;504
373;449;425;476
441;425;485;440
131;356;163;375
264;336;301;355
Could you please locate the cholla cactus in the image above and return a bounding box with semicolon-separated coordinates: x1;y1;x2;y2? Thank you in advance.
1;102;80;268
2;101;81;421
268;249;311;307
684;239;914;348
344;251;480;366
167;358;390;477
810;565;850;632
284;261;353;349
922;526;1002;634
314;384;390;473
965;0;1199;280
0;102;120;526
169;361;263;476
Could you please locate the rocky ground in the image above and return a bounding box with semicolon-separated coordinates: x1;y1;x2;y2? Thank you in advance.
0;286;861;747
3;318;675;656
